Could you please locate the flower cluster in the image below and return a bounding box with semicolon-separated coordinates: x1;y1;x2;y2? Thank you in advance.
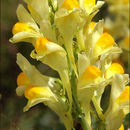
10;0;129;129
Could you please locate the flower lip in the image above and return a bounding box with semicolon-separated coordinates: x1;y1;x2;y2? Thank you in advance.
17;72;30;86
24;85;52;100
12;22;35;35
61;0;80;10
81;65;101;81
105;63;124;79
35;37;50;55
108;63;124;75
94;33;115;52
115;86;130;105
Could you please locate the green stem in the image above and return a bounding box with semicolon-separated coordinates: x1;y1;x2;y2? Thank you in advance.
92;96;104;120
71;71;91;130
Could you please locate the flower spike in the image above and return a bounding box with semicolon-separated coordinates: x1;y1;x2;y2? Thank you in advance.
9;0;129;129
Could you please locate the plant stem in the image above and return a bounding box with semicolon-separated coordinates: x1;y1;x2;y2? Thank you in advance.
92;96;104;120
71;71;91;130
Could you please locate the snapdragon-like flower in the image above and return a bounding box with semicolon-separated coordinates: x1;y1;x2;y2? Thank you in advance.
31;37;72;110
77;64;103;125
9;4;41;44
85;20;122;63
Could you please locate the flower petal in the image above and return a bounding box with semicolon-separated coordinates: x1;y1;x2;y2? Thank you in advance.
61;0;80;10
23;0;49;21
105;63;124;79
16;53;51;87
78;53;90;76
55;10;82;76
16;4;39;31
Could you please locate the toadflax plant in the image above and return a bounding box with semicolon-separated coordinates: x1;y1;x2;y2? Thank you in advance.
10;0;129;129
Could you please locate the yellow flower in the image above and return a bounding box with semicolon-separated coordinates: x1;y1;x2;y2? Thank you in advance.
31;37;73;111
23;84;73;130
61;0;80;10
77;64;103;126
104;74;129;130
32;37;67;62
85;21;122;63
9;4;41;44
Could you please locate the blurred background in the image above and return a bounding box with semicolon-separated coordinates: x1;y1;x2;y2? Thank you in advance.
0;0;129;130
